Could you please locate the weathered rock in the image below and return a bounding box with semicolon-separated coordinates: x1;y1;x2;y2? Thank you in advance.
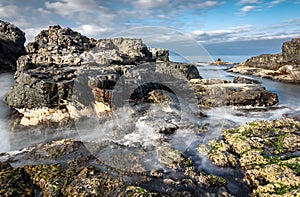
0;20;26;72
190;78;278;108
228;38;300;83
0;137;230;196
81;38;153;66
198;118;300;196
4;25;201;127
233;76;261;84
149;48;169;62
282;38;300;64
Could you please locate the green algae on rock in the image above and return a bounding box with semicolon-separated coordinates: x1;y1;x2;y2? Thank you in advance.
198;118;300;196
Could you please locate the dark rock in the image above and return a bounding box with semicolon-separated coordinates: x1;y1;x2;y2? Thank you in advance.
190;78;278;108
4;25;201;127
149;48;169;62
0;20;26;72
211;58;236;66
233;76;261;84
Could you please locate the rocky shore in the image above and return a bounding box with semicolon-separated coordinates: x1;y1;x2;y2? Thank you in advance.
0;20;26;72
0;21;298;196
228;38;300;83
198;118;300;196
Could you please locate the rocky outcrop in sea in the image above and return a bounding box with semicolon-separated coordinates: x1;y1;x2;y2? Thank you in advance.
4;25;279;127
228;38;300;83
0;20;26;72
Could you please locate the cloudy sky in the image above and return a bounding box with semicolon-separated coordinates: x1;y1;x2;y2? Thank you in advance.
1;0;300;61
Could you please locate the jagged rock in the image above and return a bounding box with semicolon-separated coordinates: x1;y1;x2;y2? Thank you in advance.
282;38;300;64
233;76;261;84
0;137;230;196
81;38;153;66
4;25;201;127
0;20;26;72
199;118;300;196
228;38;300;83
149;48;169;62
190;78;278;108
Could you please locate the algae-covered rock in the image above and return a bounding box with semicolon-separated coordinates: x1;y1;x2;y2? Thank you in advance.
198;118;300;196
0;138;233;196
0;162;34;196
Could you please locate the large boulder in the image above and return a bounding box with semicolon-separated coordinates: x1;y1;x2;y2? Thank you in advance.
0;20;26;72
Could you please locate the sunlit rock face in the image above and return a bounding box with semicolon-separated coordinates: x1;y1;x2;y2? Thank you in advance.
282;38;300;64
0;20;26;72
228;38;300;83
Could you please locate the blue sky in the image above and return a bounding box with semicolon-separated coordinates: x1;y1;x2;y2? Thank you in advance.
1;0;300;61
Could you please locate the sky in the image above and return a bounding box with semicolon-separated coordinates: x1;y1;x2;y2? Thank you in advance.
1;0;300;61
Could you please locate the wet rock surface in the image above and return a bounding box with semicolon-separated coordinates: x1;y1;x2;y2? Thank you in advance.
233;76;261;84
228;38;300;83
198;118;300;196
190;78;278;108
0;20;26;72
0;138;231;196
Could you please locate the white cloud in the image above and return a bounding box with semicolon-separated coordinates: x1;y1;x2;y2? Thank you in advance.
74;24;112;38
0;4;20;18
241;5;257;13
192;25;254;43
177;0;222;9
193;1;222;9
284;18;300;25
45;0;100;16
131;0;170;9
37;7;51;16
238;0;259;5
268;0;285;7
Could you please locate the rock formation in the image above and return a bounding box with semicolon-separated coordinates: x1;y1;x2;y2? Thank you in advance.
0;137;231;196
210;58;236;65
149;48;169;62
233;76;261;84
190;78;278;108
4;25;200;126
228;38;300;83
0;20;26;72
198;118;300;196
